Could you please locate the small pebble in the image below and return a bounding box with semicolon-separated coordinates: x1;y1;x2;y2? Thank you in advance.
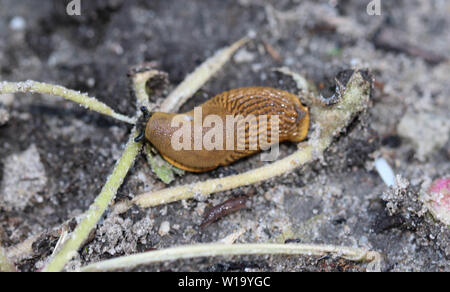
0;94;14;106
0;145;47;210
233;48;255;63
247;29;257;38
398;110;449;160
9;16;26;31
158;221;170;236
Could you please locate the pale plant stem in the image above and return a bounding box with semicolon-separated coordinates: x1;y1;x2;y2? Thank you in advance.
0;240;16;272
131;70;160;109
79;243;382;272
0;81;136;124
132;144;315;208
6;235;37;262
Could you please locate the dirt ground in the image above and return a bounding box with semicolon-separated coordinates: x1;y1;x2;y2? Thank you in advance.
0;0;448;272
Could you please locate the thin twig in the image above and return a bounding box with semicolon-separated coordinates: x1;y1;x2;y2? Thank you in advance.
6;235;37;262
131;145;314;208
0;240;16;272
79;243;382;272
130;70;160;109
159;37;249;112
0;81;136;124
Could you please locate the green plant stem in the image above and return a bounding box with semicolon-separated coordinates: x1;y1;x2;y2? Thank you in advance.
42;132;142;272
0;81;135;124
0;241;16;272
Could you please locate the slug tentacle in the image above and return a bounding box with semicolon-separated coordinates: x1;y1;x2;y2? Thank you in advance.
134;131;146;143
135;106;153;143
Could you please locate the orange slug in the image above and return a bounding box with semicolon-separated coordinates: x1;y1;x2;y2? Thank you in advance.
136;86;309;172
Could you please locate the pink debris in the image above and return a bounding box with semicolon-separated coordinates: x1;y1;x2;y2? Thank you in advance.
426;178;450;226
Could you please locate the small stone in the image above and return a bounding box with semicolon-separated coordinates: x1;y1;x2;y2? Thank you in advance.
86;78;96;88
0;94;14;106
9;16;26;31
265;186;285;206
234;48;255;63
251;63;263;72
397;110;449;160
158;221;170;236
247;29;257;38
0;145;47;210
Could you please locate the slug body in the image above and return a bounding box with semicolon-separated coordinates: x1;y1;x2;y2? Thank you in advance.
144;87;309;172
